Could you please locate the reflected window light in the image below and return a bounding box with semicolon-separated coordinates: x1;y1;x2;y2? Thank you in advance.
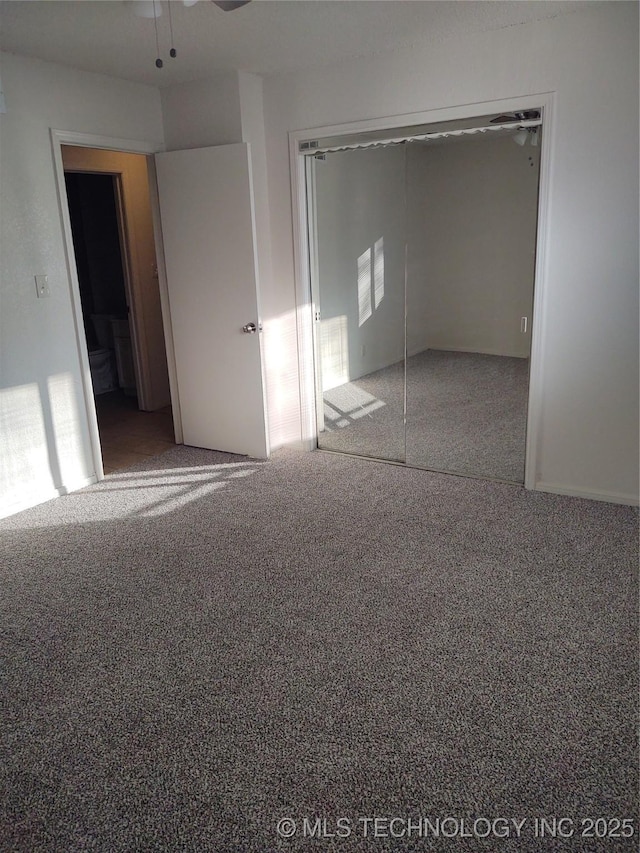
323;381;386;429
320;315;349;390
0;382;51;512
357;248;372;327
374;237;384;309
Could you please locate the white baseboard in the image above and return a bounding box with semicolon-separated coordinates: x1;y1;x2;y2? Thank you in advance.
272;437;315;453
535;481;639;507
0;474;99;520
57;473;99;496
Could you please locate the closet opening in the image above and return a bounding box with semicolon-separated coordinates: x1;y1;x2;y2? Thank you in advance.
304;109;543;484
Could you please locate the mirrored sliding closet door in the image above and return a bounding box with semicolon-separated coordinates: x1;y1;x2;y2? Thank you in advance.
307;113;542;484
404;132;541;483
309;144;407;463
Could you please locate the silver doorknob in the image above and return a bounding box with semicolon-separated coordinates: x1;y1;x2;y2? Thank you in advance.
242;322;257;334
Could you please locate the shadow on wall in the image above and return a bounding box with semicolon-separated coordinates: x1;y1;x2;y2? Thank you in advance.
0;372;89;517
1;301;304;521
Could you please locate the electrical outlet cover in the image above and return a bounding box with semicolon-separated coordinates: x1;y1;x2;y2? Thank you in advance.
35;275;50;298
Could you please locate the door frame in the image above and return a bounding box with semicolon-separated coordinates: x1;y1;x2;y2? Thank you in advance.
289;92;556;490
304;155;326;439
50;129;182;481
62;146;158;412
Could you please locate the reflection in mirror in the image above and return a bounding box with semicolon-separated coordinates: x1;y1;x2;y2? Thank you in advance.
405;131;541;482
307;120;541;484
310;145;406;463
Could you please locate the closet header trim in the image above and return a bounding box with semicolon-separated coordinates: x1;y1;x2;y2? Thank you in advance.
299;118;542;155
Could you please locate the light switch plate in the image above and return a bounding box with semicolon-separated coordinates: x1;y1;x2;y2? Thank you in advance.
35;275;50;298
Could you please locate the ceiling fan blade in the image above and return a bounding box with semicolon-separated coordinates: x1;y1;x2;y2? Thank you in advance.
212;0;251;10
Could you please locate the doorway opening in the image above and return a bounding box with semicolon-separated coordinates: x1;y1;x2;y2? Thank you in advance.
63;147;175;474
304;109;543;484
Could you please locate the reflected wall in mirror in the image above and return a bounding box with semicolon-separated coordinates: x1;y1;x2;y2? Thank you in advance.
405;133;541;482
311;145;407;463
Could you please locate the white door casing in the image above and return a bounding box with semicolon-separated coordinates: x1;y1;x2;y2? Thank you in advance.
155;142;269;459
61;145;171;413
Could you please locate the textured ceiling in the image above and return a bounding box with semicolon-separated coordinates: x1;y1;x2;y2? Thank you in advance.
1;1;594;87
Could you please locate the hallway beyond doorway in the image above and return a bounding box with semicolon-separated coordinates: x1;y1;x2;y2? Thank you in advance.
94;390;175;474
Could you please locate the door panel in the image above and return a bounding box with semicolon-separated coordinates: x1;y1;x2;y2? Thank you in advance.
155;143;269;458
404;135;539;482
310;146;407;463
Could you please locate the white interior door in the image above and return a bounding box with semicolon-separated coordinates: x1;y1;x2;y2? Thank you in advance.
155;143;269;458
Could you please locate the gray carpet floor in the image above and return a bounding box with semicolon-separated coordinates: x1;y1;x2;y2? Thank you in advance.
320;350;529;482
0;445;637;851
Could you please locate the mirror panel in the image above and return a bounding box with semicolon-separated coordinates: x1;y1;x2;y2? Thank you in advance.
404;133;540;482
311;146;407;463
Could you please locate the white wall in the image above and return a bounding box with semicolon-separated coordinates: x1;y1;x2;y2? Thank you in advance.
0;52;164;517
263;2;639;503
161;72;242;150
160;70;276;444
406;134;540;358
313;145;406;387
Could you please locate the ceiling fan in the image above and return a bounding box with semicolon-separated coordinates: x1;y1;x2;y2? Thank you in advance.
129;0;251;17
490;110;541;124
211;0;251;9
182;0;251;9
489;110;541;147
133;0;253;67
